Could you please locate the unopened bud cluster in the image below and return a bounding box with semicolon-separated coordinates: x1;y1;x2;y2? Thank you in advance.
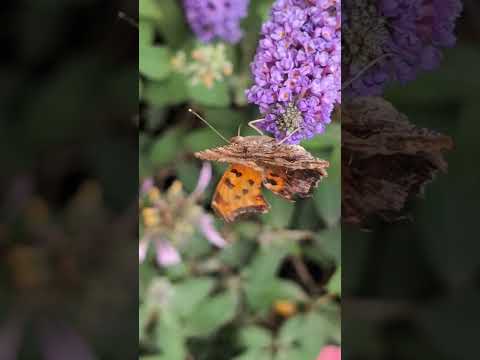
172;43;233;89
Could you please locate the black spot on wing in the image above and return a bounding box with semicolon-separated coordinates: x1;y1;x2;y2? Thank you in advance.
214;193;226;205
266;178;278;186
225;178;235;189
230;168;243;177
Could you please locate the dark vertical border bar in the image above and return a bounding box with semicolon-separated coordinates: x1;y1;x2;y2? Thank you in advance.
0;1;138;358
342;1;480;359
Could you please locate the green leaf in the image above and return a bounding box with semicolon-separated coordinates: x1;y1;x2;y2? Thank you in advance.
183;128;227;153
257;0;274;21
139;19;155;46
156;311;186;360
326;266;341;296
238;326;271;350
155;0;189;47
302;123;340;150
276;280;309;302
278;315;304;345
243;246;291;312
219;238;255;268
188;81;231;107
180;230;212;259
299;312;332;358
307;227;341;266
175;162;201;193
139;304;148;341
278;312;332;358
139;0;162;20
149;127;184;166
164;263;189;281
140;45;171;81
276;348;308;360
169;278;215;318
314;146;340;227
203;107;248;131
233;350;271;360
245;280;290;314
143;73;189;106
262;192;295;228
261;192;295;229
244;246;289;284
232;221;262;240
183;291;238;337
292;200;320;230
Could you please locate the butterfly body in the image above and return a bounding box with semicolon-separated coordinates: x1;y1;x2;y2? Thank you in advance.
195;135;329;222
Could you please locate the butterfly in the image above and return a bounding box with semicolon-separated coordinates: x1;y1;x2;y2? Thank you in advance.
194;134;329;222
342;97;453;225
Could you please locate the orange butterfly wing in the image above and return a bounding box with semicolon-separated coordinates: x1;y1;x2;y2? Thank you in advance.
212;164;270;222
263;167;289;198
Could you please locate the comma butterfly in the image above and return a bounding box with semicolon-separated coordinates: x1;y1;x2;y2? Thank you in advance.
342;97;453;225
189;110;329;222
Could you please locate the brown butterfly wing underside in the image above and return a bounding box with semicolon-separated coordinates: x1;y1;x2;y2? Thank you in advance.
342;97;454;225
195;136;329;222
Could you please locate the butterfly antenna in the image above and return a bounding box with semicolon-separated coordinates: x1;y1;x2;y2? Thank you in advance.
188;109;230;144
118;11;138;28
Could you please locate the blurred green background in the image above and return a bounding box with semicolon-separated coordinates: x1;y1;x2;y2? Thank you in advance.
139;0;340;359
1;0;137;359
343;6;480;360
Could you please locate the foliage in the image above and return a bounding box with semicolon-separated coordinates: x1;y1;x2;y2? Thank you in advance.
139;0;341;359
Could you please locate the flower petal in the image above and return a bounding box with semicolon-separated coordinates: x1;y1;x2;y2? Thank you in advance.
139;236;151;263
316;345;341;360
156;240;181;267
192;162;212;198
199;214;227;248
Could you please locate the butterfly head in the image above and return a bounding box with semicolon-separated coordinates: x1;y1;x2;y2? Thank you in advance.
229;136;244;144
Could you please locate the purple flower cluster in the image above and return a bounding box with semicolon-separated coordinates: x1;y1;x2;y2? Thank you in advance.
246;0;341;144
343;0;462;96
183;0;249;44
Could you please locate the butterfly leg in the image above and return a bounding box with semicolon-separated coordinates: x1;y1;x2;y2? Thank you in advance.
248;119;265;136
237;124;243;136
278;128;300;144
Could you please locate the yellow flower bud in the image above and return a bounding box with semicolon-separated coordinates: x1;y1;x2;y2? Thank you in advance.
192;49;204;61
142;207;160;227
148;187;161;202
169;180;183;195
273;300;298;318
201;71;215;88
223;63;233;76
